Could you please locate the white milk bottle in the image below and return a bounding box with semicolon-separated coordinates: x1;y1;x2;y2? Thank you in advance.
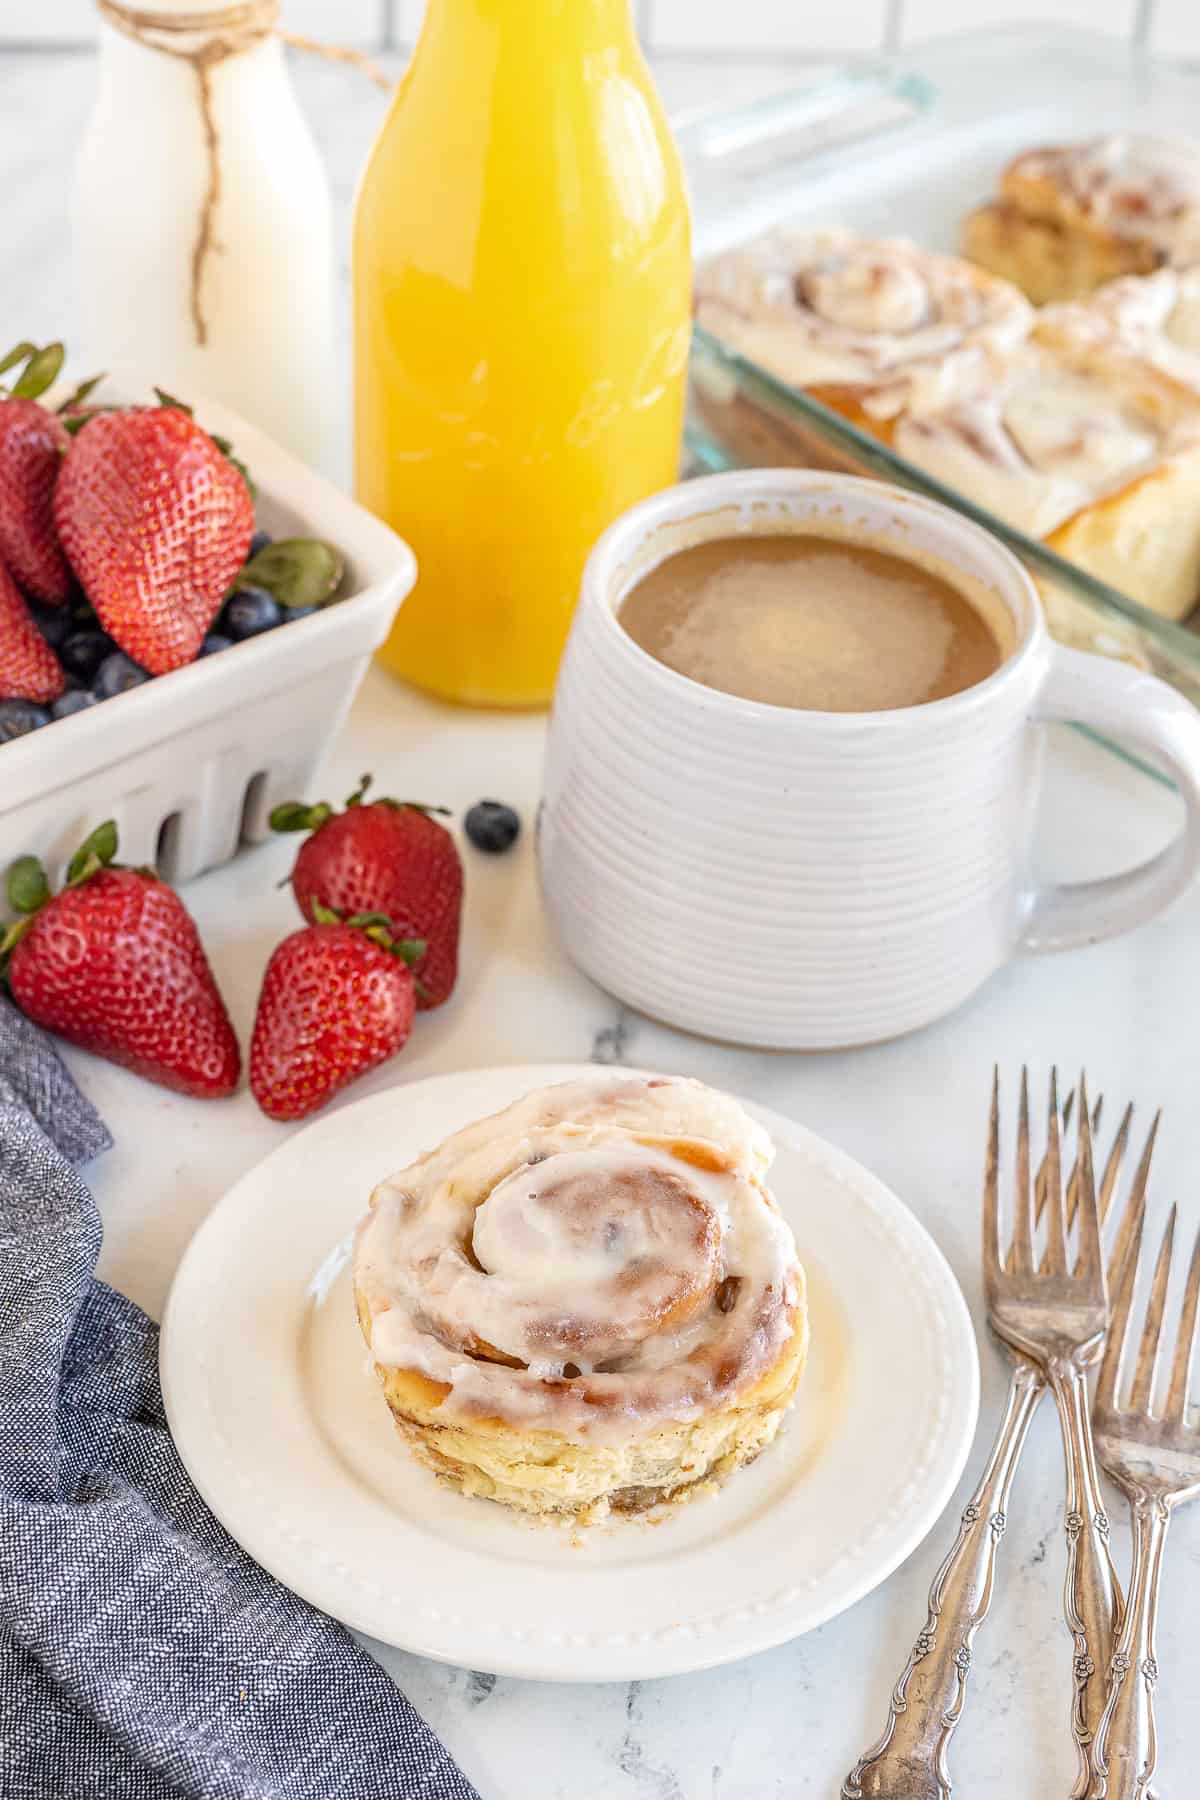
72;0;338;473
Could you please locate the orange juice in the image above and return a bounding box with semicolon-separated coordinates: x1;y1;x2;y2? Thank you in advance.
353;0;692;707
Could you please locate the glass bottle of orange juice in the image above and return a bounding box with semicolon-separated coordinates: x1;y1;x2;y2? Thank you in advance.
353;0;692;707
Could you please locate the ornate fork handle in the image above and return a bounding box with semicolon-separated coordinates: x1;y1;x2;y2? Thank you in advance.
1087;1491;1169;1800
842;1359;1043;1800
1045;1359;1126;1798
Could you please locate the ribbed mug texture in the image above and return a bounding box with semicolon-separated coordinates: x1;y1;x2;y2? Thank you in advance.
539;472;1050;1049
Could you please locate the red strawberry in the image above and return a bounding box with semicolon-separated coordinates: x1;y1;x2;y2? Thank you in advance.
0;397;73;604
0;562;65;703
249;912;421;1121
271;776;463;1010
54;405;254;674
3;822;240;1098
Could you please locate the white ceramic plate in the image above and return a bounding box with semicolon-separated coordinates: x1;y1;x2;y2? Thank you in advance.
161;1063;980;1682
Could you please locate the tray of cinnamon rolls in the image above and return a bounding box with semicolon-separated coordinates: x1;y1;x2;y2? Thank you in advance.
682;26;1200;710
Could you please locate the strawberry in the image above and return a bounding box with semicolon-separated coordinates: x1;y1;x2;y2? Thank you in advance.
270;776;462;1010
249;910;422;1121
0;397;73;604
3;821;240;1098
54;404;254;674
0;561;65;703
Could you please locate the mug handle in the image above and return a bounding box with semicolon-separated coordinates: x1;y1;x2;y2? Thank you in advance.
1020;644;1200;953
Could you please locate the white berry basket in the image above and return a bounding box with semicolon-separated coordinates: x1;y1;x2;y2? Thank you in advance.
0;388;416;887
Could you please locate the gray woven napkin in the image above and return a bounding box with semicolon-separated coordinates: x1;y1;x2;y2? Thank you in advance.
0;999;479;1800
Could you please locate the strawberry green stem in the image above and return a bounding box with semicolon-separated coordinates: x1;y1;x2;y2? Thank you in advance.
7;856;50;916
270;779;451;835
66;820;119;887
0;340;64;400
269;800;333;834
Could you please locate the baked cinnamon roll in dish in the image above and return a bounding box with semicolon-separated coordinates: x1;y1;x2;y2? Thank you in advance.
892;329;1200;622
962;135;1200;305
353;1075;808;1523
694;227;1031;431
1038;265;1200;396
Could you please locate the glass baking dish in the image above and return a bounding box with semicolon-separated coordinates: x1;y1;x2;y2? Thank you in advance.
679;25;1200;738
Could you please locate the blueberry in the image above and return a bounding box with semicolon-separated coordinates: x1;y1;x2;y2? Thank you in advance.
0;698;51;741
93;651;150;699
464;799;521;854
248;529;273;559
51;688;99;720
222;586;282;640
199;633;233;657
28;602;71;650
60;629;115;684
280;604;317;622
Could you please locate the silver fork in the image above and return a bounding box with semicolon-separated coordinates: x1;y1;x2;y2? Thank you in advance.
843;1075;1147;1800
984;1071;1150;1798
1087;1200;1200;1799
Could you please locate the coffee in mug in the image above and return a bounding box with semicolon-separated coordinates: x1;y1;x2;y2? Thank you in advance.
617;530;1010;712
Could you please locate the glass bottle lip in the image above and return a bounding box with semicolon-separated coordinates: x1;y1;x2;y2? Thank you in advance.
95;0;282;50
100;0;276;19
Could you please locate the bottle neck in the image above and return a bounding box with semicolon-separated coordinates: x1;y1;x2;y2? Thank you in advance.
419;0;637;49
95;0;283;90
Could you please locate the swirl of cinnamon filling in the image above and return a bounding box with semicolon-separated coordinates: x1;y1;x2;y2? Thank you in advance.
1003;136;1200;262
1038;267;1200;395
694;227;1031;418
353;1075;802;1444
892;334;1200;539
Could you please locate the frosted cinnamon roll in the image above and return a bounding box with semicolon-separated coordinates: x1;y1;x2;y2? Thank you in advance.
693;227;1031;431
353;1074;807;1523
963;135;1200;304
893;334;1200;622
1038;265;1200;396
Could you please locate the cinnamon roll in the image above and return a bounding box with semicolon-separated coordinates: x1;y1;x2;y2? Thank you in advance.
693;227;1032;432
353;1075;807;1523
893;332;1200;622
962;135;1200;305
1038;265;1200;396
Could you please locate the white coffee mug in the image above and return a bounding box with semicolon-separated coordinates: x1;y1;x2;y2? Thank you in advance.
537;470;1200;1049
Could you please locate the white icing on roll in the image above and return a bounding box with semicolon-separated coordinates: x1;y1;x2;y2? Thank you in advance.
1009;135;1200;260
694;227;1031;418
354;1075;801;1444
1040;267;1200;394
894;339;1200;538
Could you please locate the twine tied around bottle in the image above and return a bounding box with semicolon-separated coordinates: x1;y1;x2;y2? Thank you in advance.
95;0;391;347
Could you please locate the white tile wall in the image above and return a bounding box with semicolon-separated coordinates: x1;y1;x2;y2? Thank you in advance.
3;0;90;43
902;0;1138;43
653;0;887;53
278;0;381;41
1152;0;1200;58
0;0;1187;56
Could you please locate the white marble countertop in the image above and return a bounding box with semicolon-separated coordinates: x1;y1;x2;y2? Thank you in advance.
6;39;1200;1800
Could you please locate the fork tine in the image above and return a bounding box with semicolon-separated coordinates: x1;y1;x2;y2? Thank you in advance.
1008;1066;1034;1275
1129;1205;1178;1417
1096;1202;1146;1412
1165;1222;1200;1426
1106;1111;1159;1291
1073;1072;1103;1284
1065;1092;1109;1229
1072;1080;1108;1224
984;1066;1001;1279
1041;1067;1068;1275
1036;1084;1077;1223
1094;1100;1133;1231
